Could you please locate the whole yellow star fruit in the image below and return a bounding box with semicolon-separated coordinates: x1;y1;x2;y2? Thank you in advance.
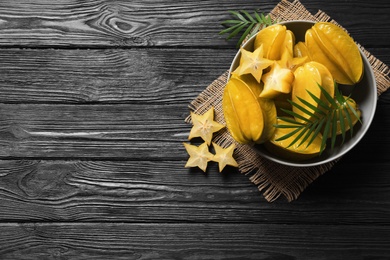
223;77;264;144
305;22;363;85
293;41;311;61
254;24;287;60
265;118;323;161
222;77;277;144
233;74;277;144
327;96;361;137
292;61;334;122
283;29;295;55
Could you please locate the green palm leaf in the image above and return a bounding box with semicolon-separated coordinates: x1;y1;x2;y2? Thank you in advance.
219;10;275;48
274;83;361;155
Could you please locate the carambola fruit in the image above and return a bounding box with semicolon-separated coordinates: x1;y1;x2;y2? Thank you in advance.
305;22;363;85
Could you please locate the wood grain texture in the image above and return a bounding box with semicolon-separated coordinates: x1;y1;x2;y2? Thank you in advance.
0;223;389;259
0;96;389;159
0;48;233;104
0;0;279;47
0;103;190;159
0;159;389;224
0;48;388;104
0;0;387;47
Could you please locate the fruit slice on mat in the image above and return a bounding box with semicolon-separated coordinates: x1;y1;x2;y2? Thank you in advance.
188;107;224;145
183;142;214;172
305;22;363;85
211;142;238;172
292;61;334;122
265;118;323;161
254;24;287;60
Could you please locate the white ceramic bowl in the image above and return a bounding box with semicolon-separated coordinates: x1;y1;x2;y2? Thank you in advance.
228;20;377;167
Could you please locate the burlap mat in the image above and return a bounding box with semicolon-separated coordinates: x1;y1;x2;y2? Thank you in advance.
185;0;390;202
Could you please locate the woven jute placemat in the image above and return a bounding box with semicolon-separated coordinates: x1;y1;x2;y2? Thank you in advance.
185;0;390;202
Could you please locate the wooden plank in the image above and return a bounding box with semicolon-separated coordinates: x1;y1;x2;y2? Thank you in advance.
0;159;389;223
0;99;389;159
0;48;388;104
0;0;387;47
0;48;233;104
0;223;389;259
0;103;190;159
0;0;277;47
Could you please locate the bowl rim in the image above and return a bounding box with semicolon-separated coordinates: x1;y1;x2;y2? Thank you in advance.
227;20;377;167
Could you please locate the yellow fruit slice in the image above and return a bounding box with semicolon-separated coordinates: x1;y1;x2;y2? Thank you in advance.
233;45;274;83
222;77;264;144
292;61;334;122
254;24;287;60
305;22;363;85
260;62;294;99
188;107;224;145
265;118;323;161
211;142;238;172
183;142;214;172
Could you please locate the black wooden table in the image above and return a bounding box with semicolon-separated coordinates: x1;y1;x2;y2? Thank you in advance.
0;0;389;259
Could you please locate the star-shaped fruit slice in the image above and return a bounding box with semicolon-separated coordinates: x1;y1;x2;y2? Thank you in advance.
188;107;224;145
233;44;274;83
183;142;214;172
212;142;238;172
260;62;294;99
